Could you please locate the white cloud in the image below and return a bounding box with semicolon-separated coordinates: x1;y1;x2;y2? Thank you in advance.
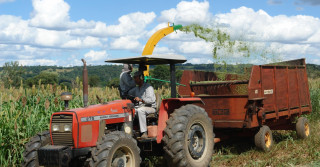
19;59;58;66
62;36;102;49
71;12;156;38
153;46;175;54
84;50;108;64
215;7;320;43
269;43;320;57
105;12;156;37
0;0;159;66
0;15;36;44
35;29;66;47
178;41;212;55
188;58;213;64
1;0;320;66
159;1;212;25
110;36;142;51
30;0;71;30
0;0;14;4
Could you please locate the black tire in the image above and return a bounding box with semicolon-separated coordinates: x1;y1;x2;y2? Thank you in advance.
163;104;214;167
254;125;273;152
90;131;141;167
296;117;310;139
22;131;51;167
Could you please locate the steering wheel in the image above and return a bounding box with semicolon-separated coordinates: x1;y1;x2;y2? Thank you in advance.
124;94;139;106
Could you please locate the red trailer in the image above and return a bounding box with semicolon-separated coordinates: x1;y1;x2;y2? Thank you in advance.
178;58;311;151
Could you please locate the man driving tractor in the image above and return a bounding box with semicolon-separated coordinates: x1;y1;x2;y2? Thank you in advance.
130;70;156;139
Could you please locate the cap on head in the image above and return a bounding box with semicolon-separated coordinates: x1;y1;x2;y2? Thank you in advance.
134;71;144;80
123;64;133;72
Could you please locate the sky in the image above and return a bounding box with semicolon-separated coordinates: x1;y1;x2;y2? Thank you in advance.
0;0;320;66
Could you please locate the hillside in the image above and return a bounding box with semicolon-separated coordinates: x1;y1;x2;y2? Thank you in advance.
1;63;320;88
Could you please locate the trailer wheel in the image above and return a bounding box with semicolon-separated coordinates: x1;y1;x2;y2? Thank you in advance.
254;125;273;151
163;104;214;167
90;131;140;167
296;117;310;139
22;131;51;167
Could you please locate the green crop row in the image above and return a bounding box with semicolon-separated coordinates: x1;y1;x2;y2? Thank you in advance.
0;79;319;166
0;84;170;166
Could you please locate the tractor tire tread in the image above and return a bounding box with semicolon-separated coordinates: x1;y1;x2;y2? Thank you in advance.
22;131;50;167
89;131;140;167
163;104;214;167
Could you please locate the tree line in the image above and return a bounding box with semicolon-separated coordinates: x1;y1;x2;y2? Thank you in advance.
1;61;320;89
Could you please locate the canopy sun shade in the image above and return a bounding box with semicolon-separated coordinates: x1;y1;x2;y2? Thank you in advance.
105;54;187;65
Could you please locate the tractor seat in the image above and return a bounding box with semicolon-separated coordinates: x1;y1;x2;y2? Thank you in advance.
146;93;161;119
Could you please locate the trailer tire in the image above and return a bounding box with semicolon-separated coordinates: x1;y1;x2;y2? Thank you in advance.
254;125;273;152
90;131;140;167
22;131;51;167
296;117;310;139
163;104;214;167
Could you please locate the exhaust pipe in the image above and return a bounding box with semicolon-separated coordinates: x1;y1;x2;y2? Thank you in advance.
81;59;88;107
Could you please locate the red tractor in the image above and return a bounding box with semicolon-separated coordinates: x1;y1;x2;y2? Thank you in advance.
22;23;312;166
22;54;215;167
22;55;312;167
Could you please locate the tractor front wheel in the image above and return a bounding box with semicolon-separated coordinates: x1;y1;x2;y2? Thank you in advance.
90;131;141;167
163;104;214;167
22;131;51;167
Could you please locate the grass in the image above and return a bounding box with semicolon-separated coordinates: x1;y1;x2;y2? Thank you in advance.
209;86;320;167
211;122;320;166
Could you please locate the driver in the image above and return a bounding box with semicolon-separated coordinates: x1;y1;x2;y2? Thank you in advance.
131;71;156;139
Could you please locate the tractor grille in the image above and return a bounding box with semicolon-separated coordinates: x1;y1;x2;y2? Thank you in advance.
51;114;74;147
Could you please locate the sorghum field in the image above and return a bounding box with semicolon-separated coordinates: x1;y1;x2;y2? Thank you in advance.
0;79;319;166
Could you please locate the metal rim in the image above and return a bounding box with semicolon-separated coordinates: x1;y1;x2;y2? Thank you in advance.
111;146;135;167
265;132;271;148
305;123;310;137
187;123;206;159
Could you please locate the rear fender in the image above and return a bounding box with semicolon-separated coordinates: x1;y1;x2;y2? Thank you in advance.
156;98;203;143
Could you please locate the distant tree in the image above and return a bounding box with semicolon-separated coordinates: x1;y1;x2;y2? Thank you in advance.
107;78;120;88
0;61;25;88
33;71;58;86
89;75;100;87
150;65;183;89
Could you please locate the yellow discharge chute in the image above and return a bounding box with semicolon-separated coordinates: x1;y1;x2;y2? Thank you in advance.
142;23;182;76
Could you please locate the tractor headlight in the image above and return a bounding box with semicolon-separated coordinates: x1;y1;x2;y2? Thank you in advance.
64;124;72;132
52;124;60;132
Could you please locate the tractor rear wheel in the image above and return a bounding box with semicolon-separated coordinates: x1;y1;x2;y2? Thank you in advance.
163;104;214;167
254;125;273;151
22;131;51;167
90;131;140;167
296;117;310;139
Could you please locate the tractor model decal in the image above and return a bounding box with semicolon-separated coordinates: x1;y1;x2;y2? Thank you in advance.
81;113;126;122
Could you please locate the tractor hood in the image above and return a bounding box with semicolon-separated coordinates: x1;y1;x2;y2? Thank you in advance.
63;100;133;122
